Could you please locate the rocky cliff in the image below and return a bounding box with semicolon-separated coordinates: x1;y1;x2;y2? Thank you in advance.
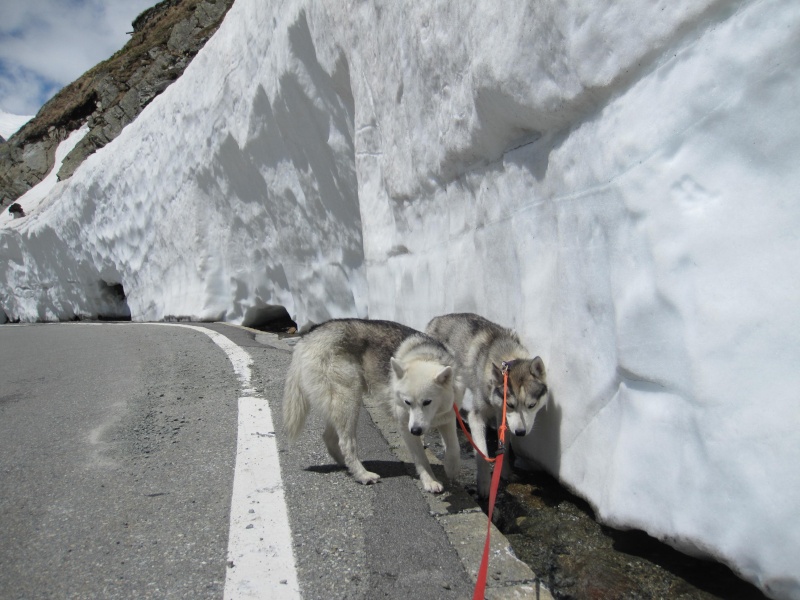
0;0;234;209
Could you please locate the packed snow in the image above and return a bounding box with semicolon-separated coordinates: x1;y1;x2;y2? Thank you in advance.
0;109;33;139
1;1;798;597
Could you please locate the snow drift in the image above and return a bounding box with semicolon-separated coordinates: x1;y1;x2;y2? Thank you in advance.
1;1;799;597
0;109;33;140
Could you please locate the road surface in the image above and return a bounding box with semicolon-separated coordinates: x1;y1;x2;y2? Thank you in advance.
0;322;511;600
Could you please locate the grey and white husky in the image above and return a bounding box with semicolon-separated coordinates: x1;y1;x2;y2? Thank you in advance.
425;313;548;498
283;319;464;493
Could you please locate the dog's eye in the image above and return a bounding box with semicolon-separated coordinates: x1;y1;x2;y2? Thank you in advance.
528;402;537;409
404;399;411;406
422;399;432;407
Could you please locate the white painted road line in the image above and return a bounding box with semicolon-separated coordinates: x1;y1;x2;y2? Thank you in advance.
225;395;300;599
145;324;300;599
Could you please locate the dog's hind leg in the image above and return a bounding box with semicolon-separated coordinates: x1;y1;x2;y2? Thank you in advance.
322;423;345;466
336;409;380;485
327;369;380;485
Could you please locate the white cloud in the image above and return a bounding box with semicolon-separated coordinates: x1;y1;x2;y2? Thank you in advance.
0;62;55;117
0;0;157;116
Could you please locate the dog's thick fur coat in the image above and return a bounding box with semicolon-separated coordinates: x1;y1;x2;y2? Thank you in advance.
425;313;548;498
283;319;464;493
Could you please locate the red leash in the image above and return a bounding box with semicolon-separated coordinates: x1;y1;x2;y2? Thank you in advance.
452;365;509;600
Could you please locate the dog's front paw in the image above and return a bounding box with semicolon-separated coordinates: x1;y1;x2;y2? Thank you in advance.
356;471;381;485
421;475;445;494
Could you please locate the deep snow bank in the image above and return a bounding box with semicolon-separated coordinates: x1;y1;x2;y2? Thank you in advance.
0;110;32;139
0;1;365;326
1;1;798;597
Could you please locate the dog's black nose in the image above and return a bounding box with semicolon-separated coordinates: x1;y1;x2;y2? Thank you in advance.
515;428;527;437
410;426;423;436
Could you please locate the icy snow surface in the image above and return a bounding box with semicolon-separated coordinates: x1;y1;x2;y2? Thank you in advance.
1;1;799;597
0;109;33;139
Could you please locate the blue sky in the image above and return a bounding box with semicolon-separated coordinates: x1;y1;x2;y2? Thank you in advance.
0;0;157;117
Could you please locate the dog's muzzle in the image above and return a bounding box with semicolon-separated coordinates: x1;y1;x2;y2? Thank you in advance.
410;425;423;436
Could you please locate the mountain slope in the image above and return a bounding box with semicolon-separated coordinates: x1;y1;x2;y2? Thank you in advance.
0;0;234;209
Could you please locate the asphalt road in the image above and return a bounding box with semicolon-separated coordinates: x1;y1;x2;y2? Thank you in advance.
0;323;239;599
0;322;478;600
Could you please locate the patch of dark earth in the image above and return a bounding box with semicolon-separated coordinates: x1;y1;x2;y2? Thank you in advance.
243;309;298;335
461;429;767;600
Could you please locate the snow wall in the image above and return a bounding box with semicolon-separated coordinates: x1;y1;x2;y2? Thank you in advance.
1;1;799;597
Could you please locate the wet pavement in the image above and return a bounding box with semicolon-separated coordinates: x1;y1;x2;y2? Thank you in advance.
493;470;767;600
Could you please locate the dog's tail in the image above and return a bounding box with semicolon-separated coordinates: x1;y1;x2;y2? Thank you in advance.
282;340;311;443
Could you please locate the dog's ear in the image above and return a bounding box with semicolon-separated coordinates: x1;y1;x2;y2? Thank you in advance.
491;363;504;385
390;357;406;379
530;356;546;379
434;365;453;386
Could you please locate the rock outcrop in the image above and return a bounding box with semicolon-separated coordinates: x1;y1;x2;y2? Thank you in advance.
0;0;234;209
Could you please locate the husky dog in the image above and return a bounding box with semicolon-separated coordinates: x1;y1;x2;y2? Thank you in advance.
425;313;548;498
283;319;464;493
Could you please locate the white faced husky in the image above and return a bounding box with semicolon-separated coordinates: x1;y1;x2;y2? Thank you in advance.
425;313;548;498
283;319;464;493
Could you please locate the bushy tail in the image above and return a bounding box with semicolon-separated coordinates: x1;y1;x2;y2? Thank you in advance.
282;342;311;442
